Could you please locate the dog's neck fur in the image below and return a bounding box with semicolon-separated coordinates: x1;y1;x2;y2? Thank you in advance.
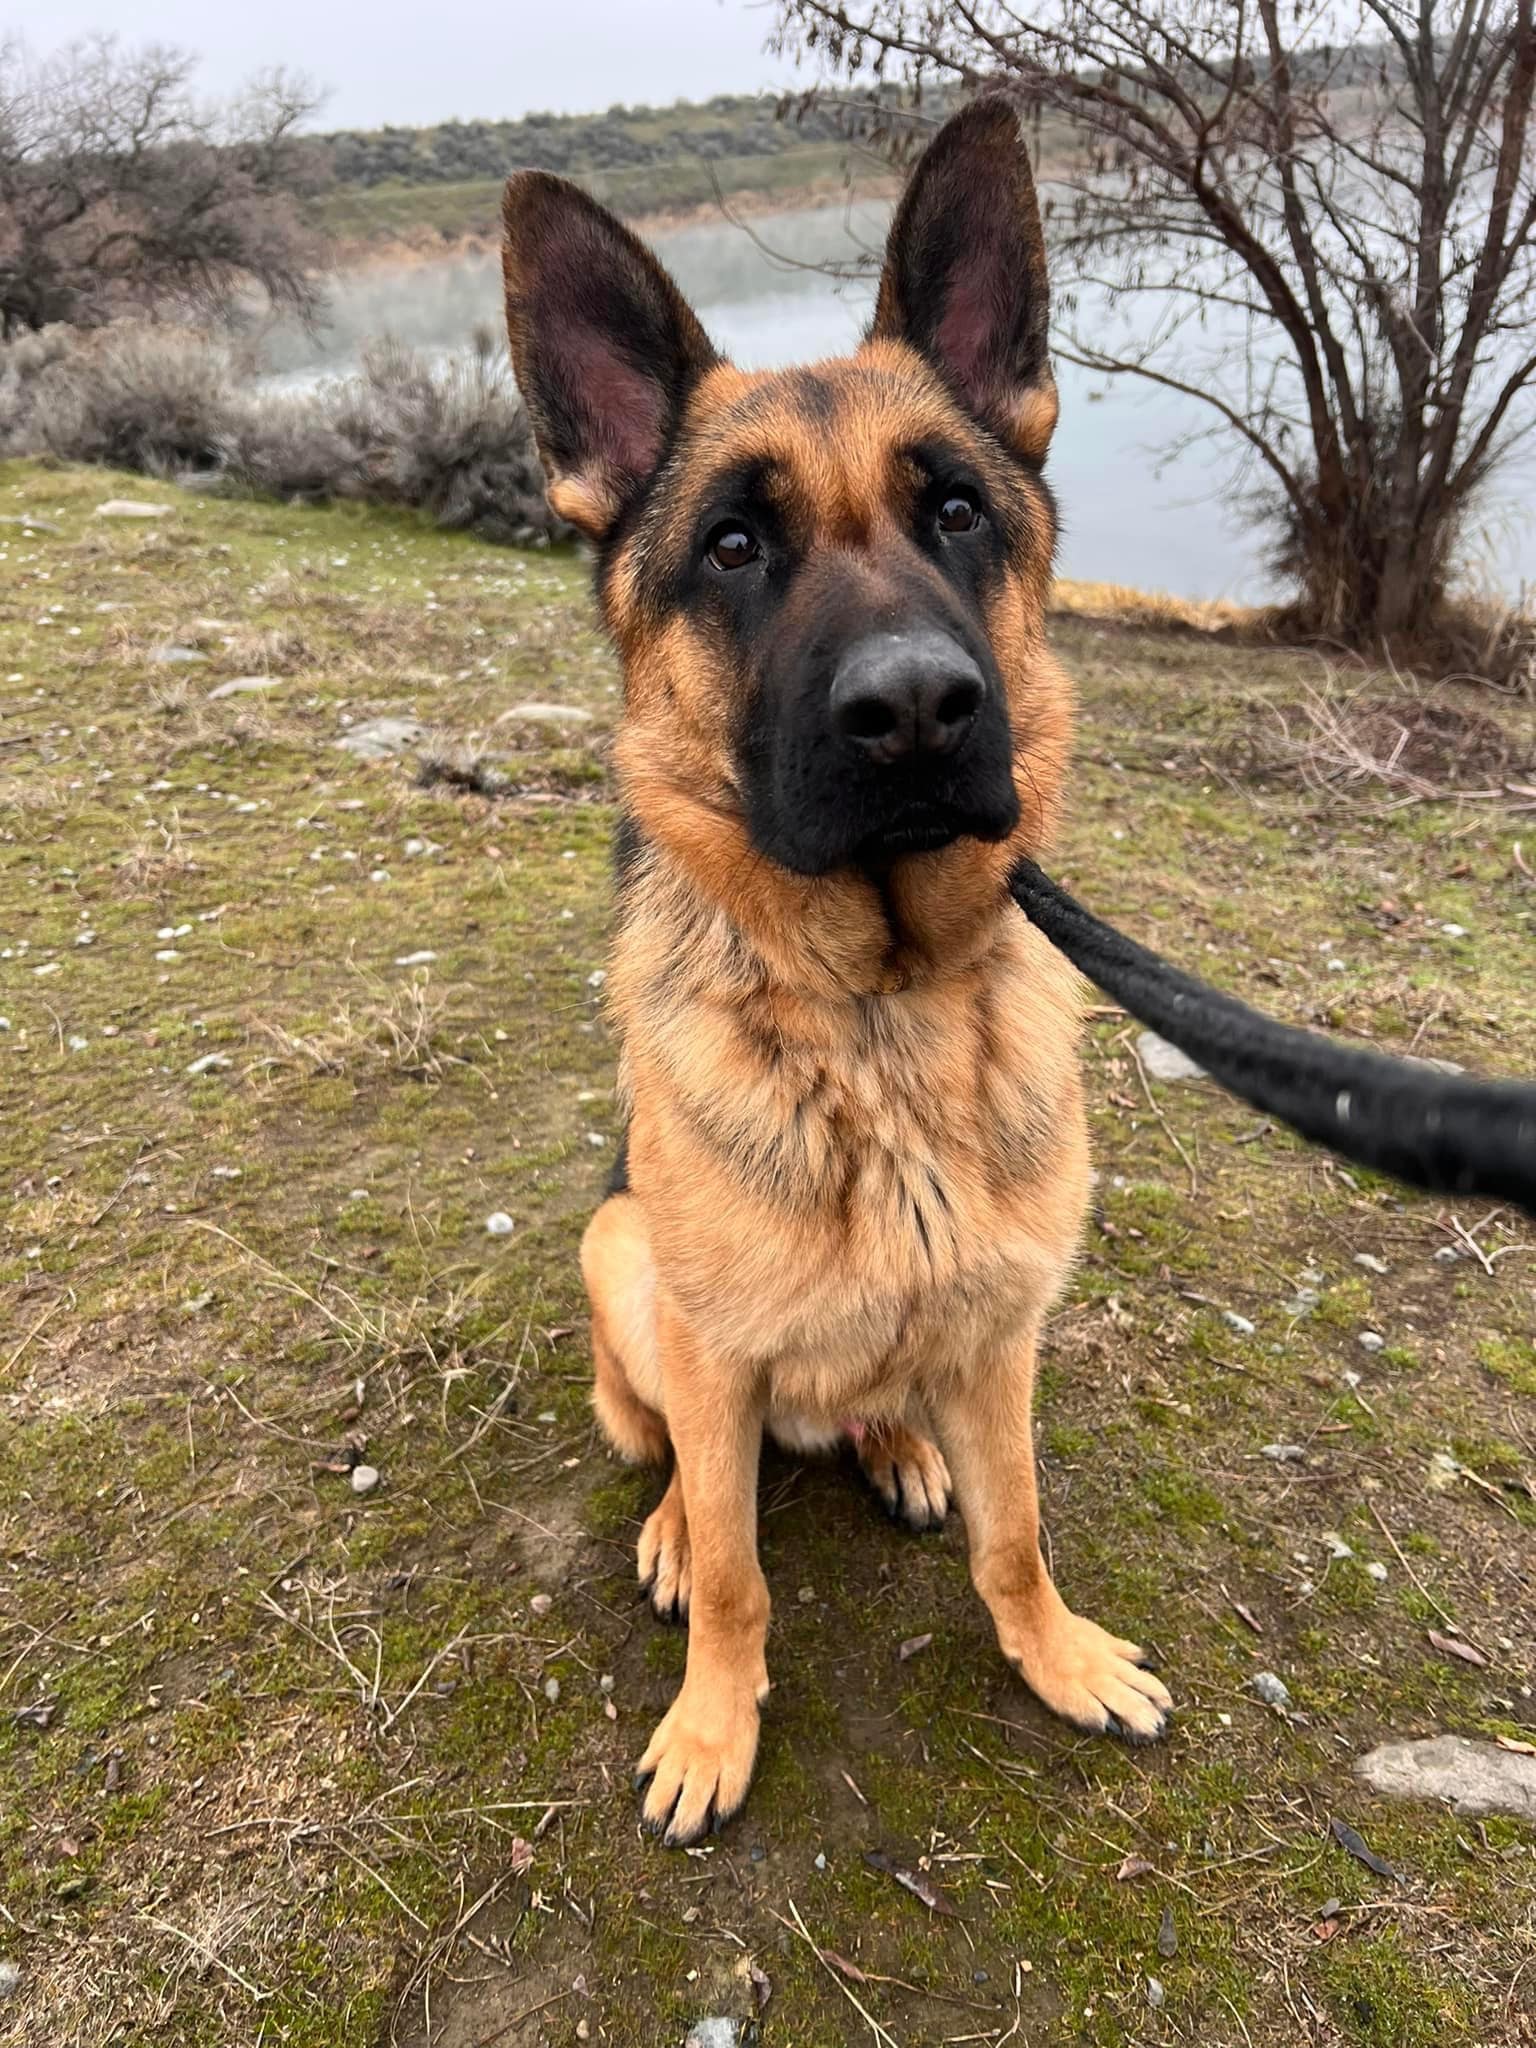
617;750;1020;1002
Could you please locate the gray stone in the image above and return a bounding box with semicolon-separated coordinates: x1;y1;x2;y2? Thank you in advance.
335;716;424;759
498;700;594;727
0;1958;17;1998
208;676;281;700
684;2025;744;2048
93;498;172;518
1355;1735;1536;1821
1251;1671;1293;1709
1136;1029;1207;1083
350;1464;380;1497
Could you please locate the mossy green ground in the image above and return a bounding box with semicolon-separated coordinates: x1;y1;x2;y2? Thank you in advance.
1;463;1533;2048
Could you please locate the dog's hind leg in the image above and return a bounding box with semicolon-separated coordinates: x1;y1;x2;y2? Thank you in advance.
582;1193;669;1467
850;1416;952;1532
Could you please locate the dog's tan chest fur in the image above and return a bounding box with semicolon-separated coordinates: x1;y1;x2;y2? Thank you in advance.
616;891;1089;1412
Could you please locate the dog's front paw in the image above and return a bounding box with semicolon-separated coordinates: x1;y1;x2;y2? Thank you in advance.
635;1672;766;1846
1001;1608;1172;1742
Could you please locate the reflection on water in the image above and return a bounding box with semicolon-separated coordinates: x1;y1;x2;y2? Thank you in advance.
264;200;1533;603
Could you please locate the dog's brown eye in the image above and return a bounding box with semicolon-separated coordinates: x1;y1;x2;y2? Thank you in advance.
937;492;981;535
706;524;759;571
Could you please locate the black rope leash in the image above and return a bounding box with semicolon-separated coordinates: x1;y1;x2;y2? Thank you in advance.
1009;858;1536;1219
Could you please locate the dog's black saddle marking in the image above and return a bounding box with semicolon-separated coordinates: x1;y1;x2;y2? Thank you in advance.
1010;858;1536;1219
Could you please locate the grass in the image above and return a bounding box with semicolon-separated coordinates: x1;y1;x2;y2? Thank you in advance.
1;459;1534;2047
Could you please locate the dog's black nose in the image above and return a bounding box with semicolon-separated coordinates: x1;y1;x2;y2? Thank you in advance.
831;632;986;765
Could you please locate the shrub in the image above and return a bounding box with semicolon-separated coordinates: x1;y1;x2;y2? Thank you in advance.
0;321;566;547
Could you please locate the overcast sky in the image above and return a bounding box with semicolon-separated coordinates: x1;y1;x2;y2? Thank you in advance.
8;0;808;127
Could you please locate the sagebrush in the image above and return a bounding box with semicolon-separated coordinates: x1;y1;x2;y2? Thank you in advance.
0;322;565;547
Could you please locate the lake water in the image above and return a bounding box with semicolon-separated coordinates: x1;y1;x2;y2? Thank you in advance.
263;200;1534;604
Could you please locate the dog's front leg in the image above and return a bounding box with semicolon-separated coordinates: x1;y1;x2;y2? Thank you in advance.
932;1331;1172;1742
635;1304;770;1845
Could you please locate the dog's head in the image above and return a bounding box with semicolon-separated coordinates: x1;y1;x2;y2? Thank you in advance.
503;100;1067;888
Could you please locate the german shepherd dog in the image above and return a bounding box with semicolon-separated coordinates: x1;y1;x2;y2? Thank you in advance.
502;98;1173;1847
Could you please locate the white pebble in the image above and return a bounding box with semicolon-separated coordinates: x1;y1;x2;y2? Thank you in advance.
186;1052;231;1076
1441;923;1467;938
529;1594;553;1618
1354;1253;1388;1275
1366;1561;1388;1581
0;1959;18;1998
544;1677;561;1703
485;1211;515;1237
1222;1310;1256;1336
1357;1331;1386;1353
586;1132;607;1148
587;969;607;988
350;1464;380;1496
394;950;438;967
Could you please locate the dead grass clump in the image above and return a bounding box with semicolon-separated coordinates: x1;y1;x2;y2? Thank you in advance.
1233;684;1532;805
1049;577;1267;637
216;624;313;676
114;814;200;895
258;980;458;1083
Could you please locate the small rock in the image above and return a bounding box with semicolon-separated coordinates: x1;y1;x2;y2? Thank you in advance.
94;499;172;518
1137;1029;1206;1083
1366;1561;1389;1581
147;645;207;665
529;1594;553;1618
600;1673;615;1694
1354;1253;1389;1275
0;512;61;532
1355;1735;1536;1821
186;1052;231;1076
1357;1331;1385;1353
498;701;594;727
1222;1310;1256;1336
1323;1533;1353;1560
1147;1977;1166;2010
1282;1288;1320;1317
587;969;607;989
0;1959;18;1999
208;676;281;700
1251;1671;1293;1709
335;716;425;760
1157;1904;1178;1957
1260;1442;1305;1463
485;1212;515;1238
1433;1244;1461;1263
1441;923;1468;939
684;2023;744;2048
544;1677;561;1704
395;950;438;968
350;1464;380;1496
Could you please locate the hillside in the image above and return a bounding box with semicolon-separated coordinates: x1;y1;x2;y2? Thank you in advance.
1;463;1533;2046
313;91;917;242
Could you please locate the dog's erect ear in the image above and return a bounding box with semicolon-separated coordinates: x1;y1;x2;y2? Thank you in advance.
502;173;720;538
870;97;1056;462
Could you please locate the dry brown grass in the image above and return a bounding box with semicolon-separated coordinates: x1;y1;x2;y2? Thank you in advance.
1236;679;1536;808
255;976;459;1084
1049;576;1267;636
112;812;201;895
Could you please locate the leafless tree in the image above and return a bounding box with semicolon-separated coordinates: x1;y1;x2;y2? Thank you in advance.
0;36;328;343
775;2;1536;648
